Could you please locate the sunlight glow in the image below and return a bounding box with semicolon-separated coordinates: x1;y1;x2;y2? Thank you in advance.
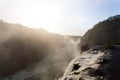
19;1;63;32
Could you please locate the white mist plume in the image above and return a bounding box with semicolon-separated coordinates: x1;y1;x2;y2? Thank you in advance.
0;21;80;80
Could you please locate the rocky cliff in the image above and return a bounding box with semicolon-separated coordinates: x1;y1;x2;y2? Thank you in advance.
81;15;120;46
60;15;120;80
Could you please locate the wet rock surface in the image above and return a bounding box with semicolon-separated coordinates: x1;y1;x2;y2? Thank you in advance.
59;49;120;80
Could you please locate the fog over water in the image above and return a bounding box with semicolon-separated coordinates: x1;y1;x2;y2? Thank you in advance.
0;21;80;80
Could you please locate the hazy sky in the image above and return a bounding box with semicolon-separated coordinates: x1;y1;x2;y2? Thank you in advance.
0;0;120;35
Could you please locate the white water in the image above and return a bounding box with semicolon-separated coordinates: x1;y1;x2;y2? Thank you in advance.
60;50;110;80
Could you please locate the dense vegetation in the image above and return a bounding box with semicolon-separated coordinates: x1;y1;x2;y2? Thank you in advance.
80;15;120;47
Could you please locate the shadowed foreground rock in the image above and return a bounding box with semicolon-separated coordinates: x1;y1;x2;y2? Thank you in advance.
59;49;120;80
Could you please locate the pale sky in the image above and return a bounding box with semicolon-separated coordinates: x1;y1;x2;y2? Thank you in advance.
0;0;120;35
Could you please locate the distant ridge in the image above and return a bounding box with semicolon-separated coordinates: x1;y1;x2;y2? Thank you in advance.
80;15;120;46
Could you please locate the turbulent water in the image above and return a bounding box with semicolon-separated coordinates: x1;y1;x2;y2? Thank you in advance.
0;21;81;80
0;37;80;80
60;49;120;80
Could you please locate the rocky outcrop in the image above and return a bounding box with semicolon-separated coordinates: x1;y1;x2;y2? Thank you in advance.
81;15;120;46
60;49;120;80
60;15;120;80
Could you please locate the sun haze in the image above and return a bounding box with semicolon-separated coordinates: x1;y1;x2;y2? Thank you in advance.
0;0;120;35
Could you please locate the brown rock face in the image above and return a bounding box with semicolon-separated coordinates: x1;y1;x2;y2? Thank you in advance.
81;15;120;47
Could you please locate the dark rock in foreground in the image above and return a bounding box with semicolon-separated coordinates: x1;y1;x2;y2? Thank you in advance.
60;15;120;80
60;49;120;80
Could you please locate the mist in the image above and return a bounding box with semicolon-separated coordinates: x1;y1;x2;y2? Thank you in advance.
0;21;80;80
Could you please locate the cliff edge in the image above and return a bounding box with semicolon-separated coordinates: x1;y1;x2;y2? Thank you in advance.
60;49;120;80
80;15;120;46
60;15;120;80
